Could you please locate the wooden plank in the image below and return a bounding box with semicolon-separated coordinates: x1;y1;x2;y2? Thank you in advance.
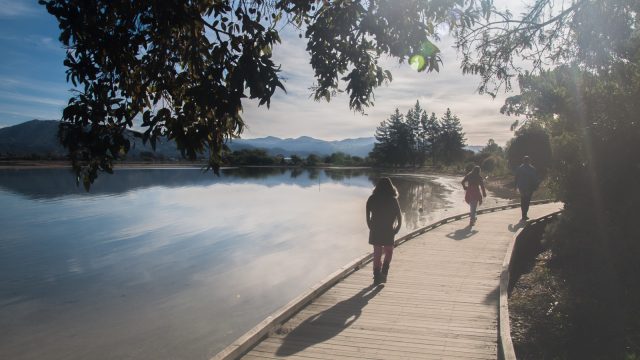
255;338;495;360
263;329;497;354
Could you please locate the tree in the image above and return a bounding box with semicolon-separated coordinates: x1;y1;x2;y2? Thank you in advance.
369;115;393;166
505;123;551;175
475;138;504;172
40;0;489;188
405;101;424;166
461;1;640;354
370;107;421;167
225;149;276;166
455;0;636;95
369;108;410;166
304;154;320;167
480;139;502;156
501;63;640;359
435;108;466;163
289;154;303;167
422;112;441;164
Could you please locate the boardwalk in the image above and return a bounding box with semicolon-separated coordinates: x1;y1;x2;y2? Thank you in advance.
232;203;562;360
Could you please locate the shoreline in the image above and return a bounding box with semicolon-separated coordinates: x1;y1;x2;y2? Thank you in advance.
0;160;373;170
0;160;209;169
0;160;529;200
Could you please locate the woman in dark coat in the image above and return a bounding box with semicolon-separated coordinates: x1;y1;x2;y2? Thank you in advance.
461;166;487;226
366;177;402;285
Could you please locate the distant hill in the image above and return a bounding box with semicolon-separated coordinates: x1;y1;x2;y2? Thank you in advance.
0;120;65;157
464;145;484;153
0;120;376;159
0;119;182;159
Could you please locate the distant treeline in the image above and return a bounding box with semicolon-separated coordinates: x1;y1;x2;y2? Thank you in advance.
369;101;467;167
223;149;368;167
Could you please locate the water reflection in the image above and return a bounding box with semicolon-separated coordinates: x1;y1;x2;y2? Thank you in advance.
0;168;507;359
0;167;373;199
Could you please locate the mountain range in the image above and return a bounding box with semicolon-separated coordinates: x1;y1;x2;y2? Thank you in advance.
227;135;375;157
0;120;376;159
0;120;485;160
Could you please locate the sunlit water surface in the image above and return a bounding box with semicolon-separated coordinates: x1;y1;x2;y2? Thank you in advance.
0;167;510;359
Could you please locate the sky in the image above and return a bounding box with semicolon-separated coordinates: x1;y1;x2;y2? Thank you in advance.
0;0;523;146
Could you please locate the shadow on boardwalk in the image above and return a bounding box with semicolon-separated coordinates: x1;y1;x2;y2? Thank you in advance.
483;285;499;305
275;285;383;356
446;225;478;240
508;219;527;232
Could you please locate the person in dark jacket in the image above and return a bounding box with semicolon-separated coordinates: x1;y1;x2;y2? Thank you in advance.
461;166;487;226
515;156;539;220
366;177;402;285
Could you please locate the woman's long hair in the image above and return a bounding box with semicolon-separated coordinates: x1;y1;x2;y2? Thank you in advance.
373;177;398;198
466;165;482;181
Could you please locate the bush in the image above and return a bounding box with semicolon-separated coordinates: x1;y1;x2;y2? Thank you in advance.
481;156;498;172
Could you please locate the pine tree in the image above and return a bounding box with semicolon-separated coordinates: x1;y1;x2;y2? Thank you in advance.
437;108;466;163
422;112;441;164
405;101;423;166
386;109;411;166
370;118;392;165
370;108;412;166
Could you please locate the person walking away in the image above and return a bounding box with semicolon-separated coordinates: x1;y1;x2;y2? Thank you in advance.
366;178;402;285
461;166;487;226
515;156;539;220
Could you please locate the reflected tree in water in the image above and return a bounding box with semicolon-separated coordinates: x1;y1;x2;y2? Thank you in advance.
0;168;365;199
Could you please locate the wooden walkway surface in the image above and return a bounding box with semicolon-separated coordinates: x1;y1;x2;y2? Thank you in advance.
236;203;562;360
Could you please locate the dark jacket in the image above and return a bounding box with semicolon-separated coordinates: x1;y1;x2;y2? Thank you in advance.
366;194;402;246
515;164;539;194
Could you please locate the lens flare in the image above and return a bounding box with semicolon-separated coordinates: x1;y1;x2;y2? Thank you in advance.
420;41;438;57
409;55;426;72
409;40;440;72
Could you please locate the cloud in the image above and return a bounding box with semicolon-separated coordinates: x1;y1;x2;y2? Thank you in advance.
0;105;60;121
0;77;69;123
0;34;64;52
241;29;517;145
0;76;71;101
0;0;39;18
0;77;70;94
27;36;64;52
0;90;66;107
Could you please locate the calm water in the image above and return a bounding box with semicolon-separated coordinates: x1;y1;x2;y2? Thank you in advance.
0;167;509;359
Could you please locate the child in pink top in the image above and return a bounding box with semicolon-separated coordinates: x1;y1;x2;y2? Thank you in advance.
461;166;487;226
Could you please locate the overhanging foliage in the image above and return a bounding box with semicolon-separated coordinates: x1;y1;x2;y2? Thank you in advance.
41;0;490;188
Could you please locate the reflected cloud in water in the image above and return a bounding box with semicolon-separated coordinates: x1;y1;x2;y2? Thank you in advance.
0;167;373;200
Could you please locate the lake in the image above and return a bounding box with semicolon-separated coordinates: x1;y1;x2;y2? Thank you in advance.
0;167;510;359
